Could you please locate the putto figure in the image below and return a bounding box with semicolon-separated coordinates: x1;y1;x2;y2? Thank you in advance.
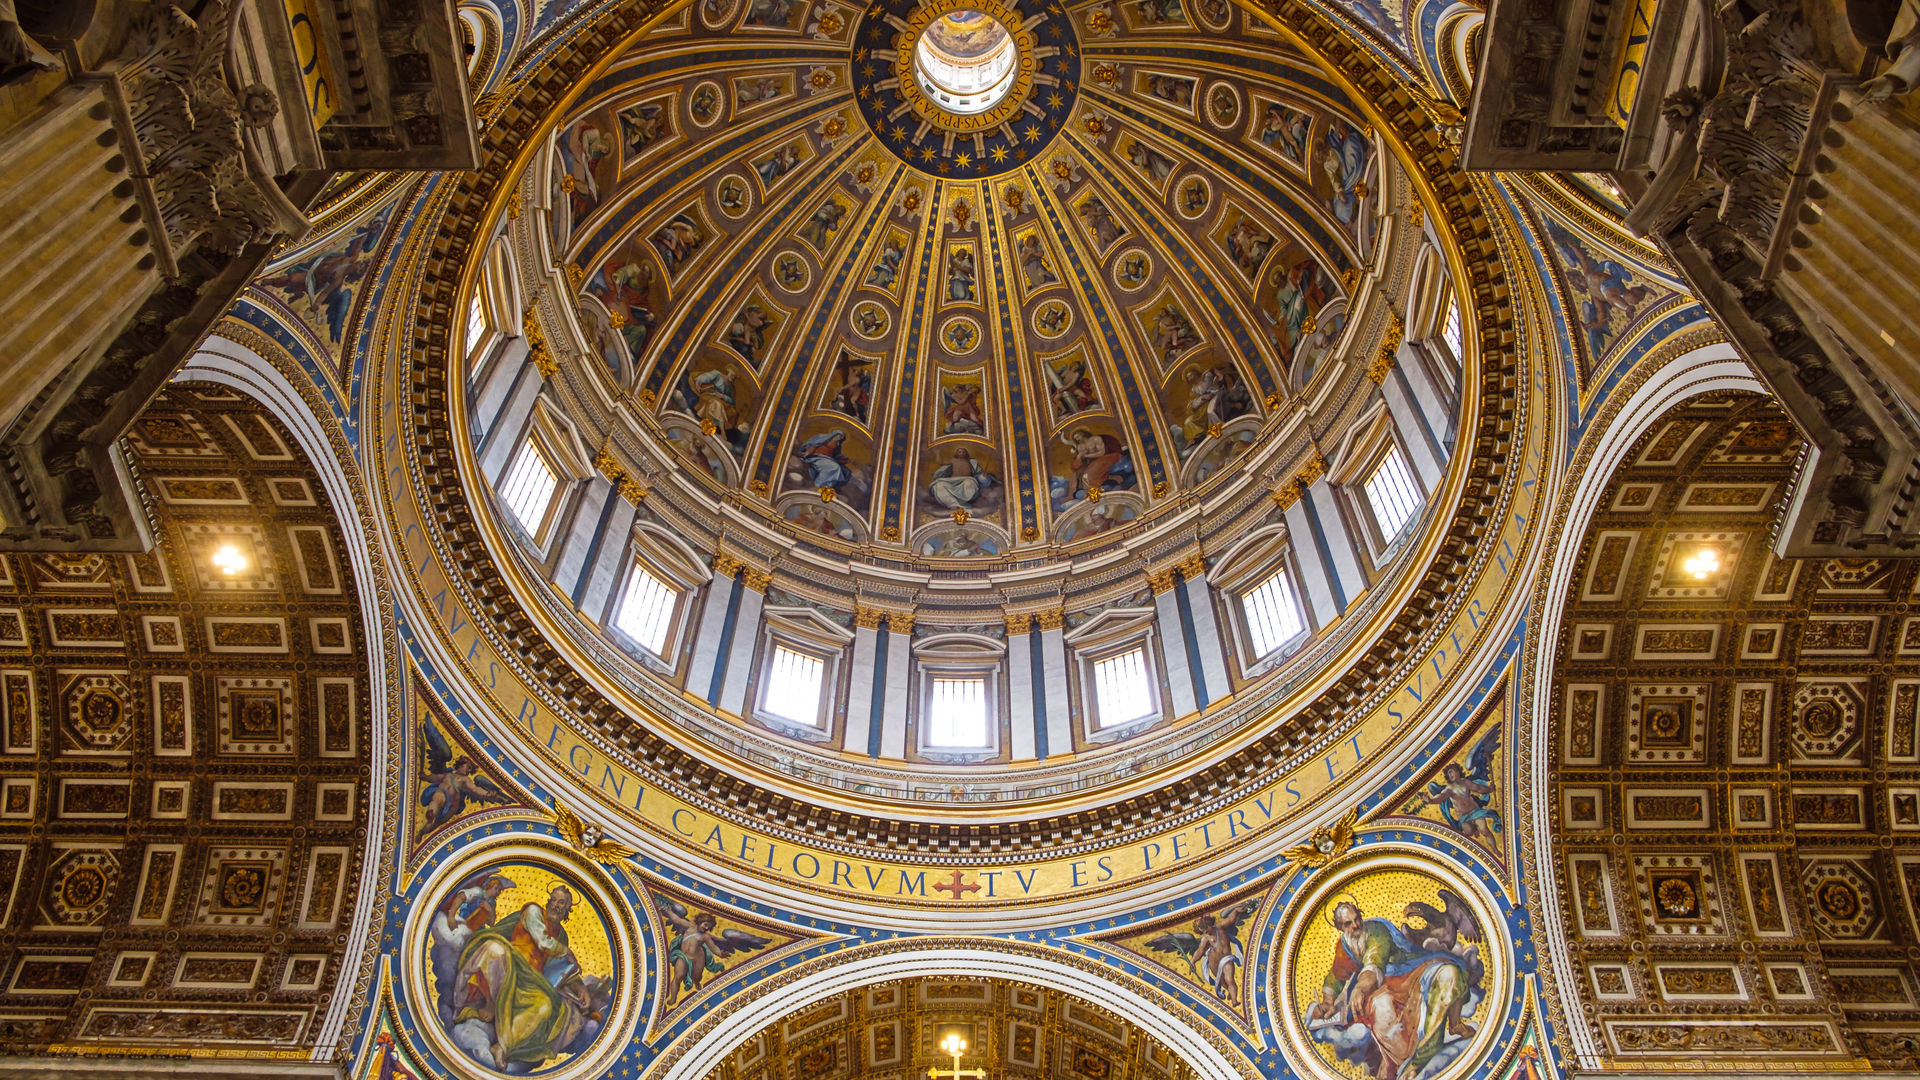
658;896;772;1007
1143;898;1259;1000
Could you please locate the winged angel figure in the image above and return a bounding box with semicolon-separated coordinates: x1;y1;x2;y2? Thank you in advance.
1144;899;1259;1000
418;718;511;838
658;896;773;1007
1406;727;1500;842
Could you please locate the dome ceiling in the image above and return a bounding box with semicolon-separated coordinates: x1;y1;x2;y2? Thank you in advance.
547;0;1388;557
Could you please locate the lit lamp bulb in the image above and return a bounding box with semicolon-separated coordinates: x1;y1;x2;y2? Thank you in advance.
211;543;248;576
941;1034;966;1056
1681;547;1720;581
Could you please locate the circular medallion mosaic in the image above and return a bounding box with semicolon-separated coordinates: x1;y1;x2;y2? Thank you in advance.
853;0;1079;178
1278;853;1508;1080
409;847;635;1078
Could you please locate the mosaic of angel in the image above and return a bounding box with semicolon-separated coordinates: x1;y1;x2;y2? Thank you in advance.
798;198;847;252
1045;357;1099;418
942;380;986;435
1052;427;1136;510
1267;257;1330;366
1122;138;1177;186
430;870;614;1073
674;359;754;455
1150;302;1202;362
1406;727;1501;842
1143;898;1258;1000
557;115;615;221
867;231;909;290
1077;195;1127;250
724;301;775;366
653;212;706;273
1225;215;1275;277
418;714;511;838
1018;232;1058;289
1546;222;1657;360
617;102;667;158
1306;892;1485;1080
1132;0;1186;25
658;895;772;1009
825;351;874;424
255;209;388;345
947;247;978;302
786;428;873;504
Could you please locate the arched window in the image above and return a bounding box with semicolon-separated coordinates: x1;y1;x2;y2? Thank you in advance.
762;644;826;726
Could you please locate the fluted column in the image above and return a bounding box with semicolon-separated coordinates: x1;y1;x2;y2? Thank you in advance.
1178;553;1231;705
717;565;770;717
1150;568;1199;718
1037;609;1073;755
841;607;886;758
687;553;742;705
877;611;913;758
1005;612;1040;761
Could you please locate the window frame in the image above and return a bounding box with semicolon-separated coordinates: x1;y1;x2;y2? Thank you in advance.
750;611;850;741
1065;611;1166;740
1327;405;1426;566
910;633;1006;759
608;558;681;660
1208;527;1318;680
499;437;564;546
1240;561;1308;661
1362;444;1422;544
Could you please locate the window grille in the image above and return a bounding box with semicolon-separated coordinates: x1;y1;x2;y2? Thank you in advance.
613;561;677;655
1092;649;1156;729
1243;566;1306;658
499;441;560;538
1364;446;1422;541
926;677;990;747
763;644;826;726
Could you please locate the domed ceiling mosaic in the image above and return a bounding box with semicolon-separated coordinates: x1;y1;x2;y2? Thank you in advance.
542;0;1395;558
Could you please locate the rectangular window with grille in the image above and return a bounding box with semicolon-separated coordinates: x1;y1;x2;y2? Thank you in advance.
499;441;560;539
1092;648;1157;729
1442;300;1463;361
612;561;677;656
467;293;488;360
926;676;990;747
1243;566;1306;658
1364;446;1422;541
762;644;826;726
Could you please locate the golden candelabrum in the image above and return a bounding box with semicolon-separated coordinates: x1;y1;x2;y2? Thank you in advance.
929;1033;985;1080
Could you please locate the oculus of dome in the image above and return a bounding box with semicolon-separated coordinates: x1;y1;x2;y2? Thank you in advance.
913;11;1019;114
859;0;1074;177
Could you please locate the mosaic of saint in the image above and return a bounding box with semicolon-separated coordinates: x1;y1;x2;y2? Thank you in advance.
1291;869;1496;1080
426;861;618;1074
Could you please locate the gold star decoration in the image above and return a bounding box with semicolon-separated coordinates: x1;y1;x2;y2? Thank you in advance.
956;152;972;167
991;145;1009;162
920;145;937;162
1025;125;1042;142
1048;92;1065;109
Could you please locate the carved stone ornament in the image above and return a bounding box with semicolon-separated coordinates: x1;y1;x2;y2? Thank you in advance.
1281;807;1360;868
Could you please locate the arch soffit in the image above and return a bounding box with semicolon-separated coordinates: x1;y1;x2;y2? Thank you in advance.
647;939;1259;1080
1518;340;1758;1067
179;333;408;1057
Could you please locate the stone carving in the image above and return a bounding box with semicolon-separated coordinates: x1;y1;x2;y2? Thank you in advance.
117;2;291;258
